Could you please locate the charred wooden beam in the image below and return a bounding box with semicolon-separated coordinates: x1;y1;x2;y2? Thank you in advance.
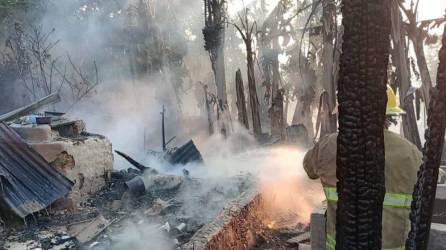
114;150;158;174
0;93;60;122
406;24;446;250
336;0;391;249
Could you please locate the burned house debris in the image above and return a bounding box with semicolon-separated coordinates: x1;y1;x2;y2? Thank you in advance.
166;140;203;166
10;119;114;206
1;0;446;250
0;123;73;218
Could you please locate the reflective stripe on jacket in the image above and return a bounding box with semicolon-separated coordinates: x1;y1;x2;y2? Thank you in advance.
324;186;411;250
303;130;422;249
323;186;412;208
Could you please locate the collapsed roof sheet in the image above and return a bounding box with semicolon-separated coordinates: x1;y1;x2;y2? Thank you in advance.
168;140;203;165
0;123;73;218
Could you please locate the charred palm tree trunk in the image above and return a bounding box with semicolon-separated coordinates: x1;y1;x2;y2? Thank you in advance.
336;0;391;249
203;0;227;110
405;25;446;250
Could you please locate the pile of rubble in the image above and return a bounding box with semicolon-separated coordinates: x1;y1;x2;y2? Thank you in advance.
0;162;255;250
0;94;263;250
0;94;313;250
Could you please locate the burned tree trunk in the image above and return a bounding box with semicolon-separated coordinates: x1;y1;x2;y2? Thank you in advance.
247;42;262;137
406;25;446;250
315;91;332;139
390;2;421;149
336;0;391;249
413;37;433;108
236;69;249;129
203;84;214;135
292;46;316;138
321;0;337;134
234;9;262;137
203;0;227;110
398;3;434;108
270;89;284;138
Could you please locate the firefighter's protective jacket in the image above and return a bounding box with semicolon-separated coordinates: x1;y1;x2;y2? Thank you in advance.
303;130;422;250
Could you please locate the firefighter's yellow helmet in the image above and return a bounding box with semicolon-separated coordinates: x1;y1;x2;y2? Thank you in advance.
386;85;405;115
331;86;405;115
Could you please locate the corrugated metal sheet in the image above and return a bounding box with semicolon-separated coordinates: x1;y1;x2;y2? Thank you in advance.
168;140;203;165
0;123;73;218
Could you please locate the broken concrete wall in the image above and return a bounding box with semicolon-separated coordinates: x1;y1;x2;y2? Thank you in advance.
11;123;113;206
49;137;113;204
182;188;266;250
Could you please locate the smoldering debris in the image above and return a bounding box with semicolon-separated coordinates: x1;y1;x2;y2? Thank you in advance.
0;157;256;250
166;140;204;165
0;105;322;250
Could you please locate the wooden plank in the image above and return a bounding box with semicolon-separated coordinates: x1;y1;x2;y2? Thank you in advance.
0;93;61;122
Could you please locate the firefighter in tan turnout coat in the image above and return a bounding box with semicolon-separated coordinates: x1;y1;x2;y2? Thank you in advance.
303;86;422;250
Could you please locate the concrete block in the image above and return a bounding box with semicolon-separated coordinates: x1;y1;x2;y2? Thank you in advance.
430;223;446;250
11;125;52;142
311;203;326;250
310;202;446;250
433;184;446;224
299;243;312;250
436;184;446;200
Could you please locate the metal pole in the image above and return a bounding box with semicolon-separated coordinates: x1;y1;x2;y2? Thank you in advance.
161;105;166;151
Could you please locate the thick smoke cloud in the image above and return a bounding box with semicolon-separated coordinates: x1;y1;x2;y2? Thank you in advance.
26;1;324;248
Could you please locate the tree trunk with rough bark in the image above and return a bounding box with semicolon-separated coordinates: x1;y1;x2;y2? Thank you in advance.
336;0;391;249
399;3;434;109
215;38;227;108
406;24;446;250
321;0;337;134
236;69;249;129
247;43;262;137
203;84;214;135
203;0;227;110
270;89;284;138
390;2;421;149
412;37;433;108
292;47;316;138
